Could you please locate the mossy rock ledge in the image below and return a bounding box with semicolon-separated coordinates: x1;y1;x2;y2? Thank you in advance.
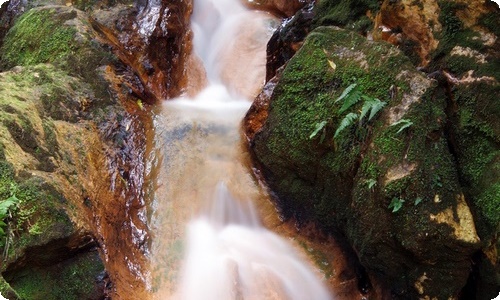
246;25;499;299
0;4;140;299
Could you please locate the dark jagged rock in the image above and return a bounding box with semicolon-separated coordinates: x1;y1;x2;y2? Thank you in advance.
245;24;498;298
90;0;193;103
0;0;27;52
248;0;500;298
266;3;315;81
243;0;310;18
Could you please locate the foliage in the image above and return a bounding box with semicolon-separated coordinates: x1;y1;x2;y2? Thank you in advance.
310;83;387;141
360;97;386;123
335;83;362;113
391;118;413;134
388;197;404;212
309;121;328;139
334;113;358;138
366;179;377;190
1;8;77;68
0;184;19;238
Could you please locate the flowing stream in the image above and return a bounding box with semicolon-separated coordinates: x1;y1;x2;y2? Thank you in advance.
145;0;332;299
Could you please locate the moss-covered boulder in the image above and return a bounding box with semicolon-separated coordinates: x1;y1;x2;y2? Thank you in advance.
245;25;497;298
0;5;116;99
0;4;150;298
0;63;109;299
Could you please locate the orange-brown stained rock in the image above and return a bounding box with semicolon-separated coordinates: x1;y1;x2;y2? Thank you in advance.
373;0;441;67
90;0;193;104
243;72;278;141
81;107;153;300
242;0;310;17
373;0;498;67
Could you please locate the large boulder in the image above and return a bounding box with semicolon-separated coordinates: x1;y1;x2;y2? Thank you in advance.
0;5;150;298
245;23;498;298
0;64;108;299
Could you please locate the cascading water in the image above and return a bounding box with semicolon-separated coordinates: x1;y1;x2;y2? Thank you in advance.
146;0;332;299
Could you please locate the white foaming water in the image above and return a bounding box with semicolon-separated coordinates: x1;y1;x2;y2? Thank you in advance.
191;0;247;82
150;0;332;299
178;183;331;300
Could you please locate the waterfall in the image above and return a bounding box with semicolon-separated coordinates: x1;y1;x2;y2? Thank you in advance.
146;0;332;299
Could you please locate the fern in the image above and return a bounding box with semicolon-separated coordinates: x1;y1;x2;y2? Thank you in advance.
391;119;413;134
338;89;362;114
335;83;357;103
309;121;327;139
0;183;19;240
360;97;386;123
334;113;358;138
388;197;405;212
366;179;377;190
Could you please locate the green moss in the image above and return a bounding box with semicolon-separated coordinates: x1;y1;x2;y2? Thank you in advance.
373;127;407;160
0;161;16;199
0;275;20;299
430;0;496;75
384;177;412;200
71;0;99;11
42;120;59;154
0;173;74;260
478;10;500;37
312;0;380;31
1;7;117;101
476;182;500;229
446;51;500;79
453;82;499;238
1;8;77;68
8;251;104;300
254;26;421;228
438;1;466;37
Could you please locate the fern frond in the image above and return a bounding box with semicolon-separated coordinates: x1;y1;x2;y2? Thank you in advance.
360;99;373;121
334;113;358;138
335;83;357;103
338;89;362;114
309;121;327;139
360;98;386;122
391;119;413;134
368;98;386;121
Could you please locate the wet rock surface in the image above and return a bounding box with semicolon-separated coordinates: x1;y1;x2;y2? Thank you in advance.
0;3;153;299
245;0;499;296
243;0;310;18
90;0;193;103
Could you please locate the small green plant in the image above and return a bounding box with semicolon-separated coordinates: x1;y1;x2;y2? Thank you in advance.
388;197;405;212
0;183;19;237
334;112;358;138
432;174;443;188
391;118;413;134
309;120;328;140
335;83;363;113
414;197;423;206
366;179;377;190
310;83;387;141
360;98;386;123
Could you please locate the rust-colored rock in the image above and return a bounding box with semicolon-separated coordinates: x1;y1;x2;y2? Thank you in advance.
373;0;499;67
244;71;278;141
372;0;441;66
242;0;310;17
91;0;193;103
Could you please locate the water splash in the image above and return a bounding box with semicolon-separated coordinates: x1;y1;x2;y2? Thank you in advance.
146;0;332;299
177;183;331;300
